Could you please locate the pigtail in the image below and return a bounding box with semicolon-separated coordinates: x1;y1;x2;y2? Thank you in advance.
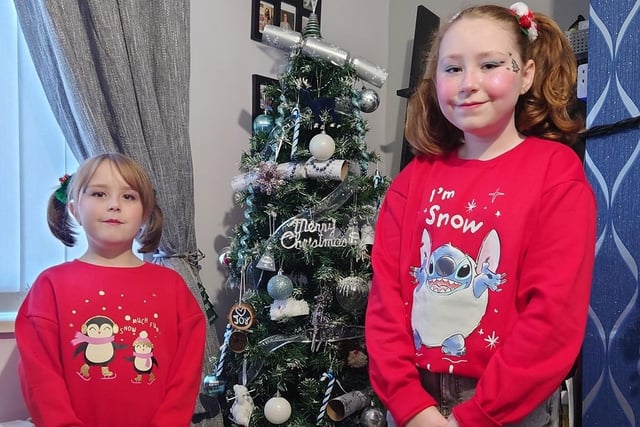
517;13;584;145
137;196;164;253
405;78;436;155
46;192;77;247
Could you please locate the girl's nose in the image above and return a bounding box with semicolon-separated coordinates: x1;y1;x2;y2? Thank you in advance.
107;197;121;211
460;69;480;93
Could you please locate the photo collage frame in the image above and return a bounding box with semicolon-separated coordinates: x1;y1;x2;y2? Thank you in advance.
251;0;322;43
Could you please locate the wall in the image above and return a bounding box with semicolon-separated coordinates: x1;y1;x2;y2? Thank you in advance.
0;0;589;421
0;334;27;422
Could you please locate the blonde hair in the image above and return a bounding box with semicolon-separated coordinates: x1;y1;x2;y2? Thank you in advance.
405;5;583;156
47;153;163;253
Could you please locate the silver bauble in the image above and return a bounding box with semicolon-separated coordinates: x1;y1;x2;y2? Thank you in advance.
253;113;275;134
335;276;369;311
359;406;386;427
358;88;380;113
267;272;294;300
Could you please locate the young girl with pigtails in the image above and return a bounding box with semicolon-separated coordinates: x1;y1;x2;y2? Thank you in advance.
365;3;596;427
16;153;206;427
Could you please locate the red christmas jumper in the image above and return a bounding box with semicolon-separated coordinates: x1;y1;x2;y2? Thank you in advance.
16;260;206;427
366;137;596;427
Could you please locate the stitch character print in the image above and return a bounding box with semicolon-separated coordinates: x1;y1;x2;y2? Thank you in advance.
411;229;506;356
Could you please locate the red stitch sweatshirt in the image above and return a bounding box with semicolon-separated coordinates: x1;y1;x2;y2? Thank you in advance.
365;137;596;427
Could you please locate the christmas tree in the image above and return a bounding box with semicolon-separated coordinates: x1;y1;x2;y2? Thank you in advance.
211;10;390;427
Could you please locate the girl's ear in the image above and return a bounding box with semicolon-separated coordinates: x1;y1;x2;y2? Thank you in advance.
521;59;535;94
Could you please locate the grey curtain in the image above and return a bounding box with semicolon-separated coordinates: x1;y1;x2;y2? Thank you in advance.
14;1;222;425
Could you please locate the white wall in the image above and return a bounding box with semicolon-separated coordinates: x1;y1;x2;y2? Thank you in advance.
0;0;588;421
0;335;27;422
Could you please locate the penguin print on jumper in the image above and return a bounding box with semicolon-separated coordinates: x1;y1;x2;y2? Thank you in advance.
71;315;127;380
128;331;159;384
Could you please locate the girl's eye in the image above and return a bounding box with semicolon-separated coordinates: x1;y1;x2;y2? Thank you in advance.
482;62;501;70
444;65;462;73
123;194;137;201
91;191;106;198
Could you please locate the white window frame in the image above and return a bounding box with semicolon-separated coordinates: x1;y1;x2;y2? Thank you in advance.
0;3;85;332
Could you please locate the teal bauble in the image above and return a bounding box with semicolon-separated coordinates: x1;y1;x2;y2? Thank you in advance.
203;374;226;396
267;271;294;300
253;113;275;134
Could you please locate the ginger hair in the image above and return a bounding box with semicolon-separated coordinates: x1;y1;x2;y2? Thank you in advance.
405;5;584;156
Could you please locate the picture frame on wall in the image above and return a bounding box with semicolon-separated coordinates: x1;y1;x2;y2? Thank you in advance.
252;74;278;121
279;1;296;32
251;0;322;42
252;0;275;42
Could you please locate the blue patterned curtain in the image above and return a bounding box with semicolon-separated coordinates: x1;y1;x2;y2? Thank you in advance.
583;2;640;426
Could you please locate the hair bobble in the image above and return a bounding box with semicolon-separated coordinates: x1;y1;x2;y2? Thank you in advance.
509;2;538;42
54;173;73;204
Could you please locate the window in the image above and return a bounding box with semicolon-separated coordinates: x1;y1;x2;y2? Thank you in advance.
0;2;85;329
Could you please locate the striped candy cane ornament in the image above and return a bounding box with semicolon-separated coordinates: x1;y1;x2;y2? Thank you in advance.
215;324;233;377
316;370;335;424
290;105;300;160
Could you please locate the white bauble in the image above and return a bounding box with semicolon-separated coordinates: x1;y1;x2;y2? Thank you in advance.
309;131;335;161
264;396;292;424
